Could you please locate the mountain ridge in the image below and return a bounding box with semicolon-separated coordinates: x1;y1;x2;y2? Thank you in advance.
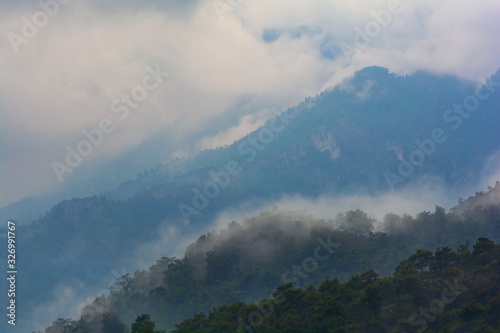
2;66;499;332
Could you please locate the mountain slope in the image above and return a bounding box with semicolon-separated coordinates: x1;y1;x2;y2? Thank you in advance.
107;66;500;209
44;183;500;332
2;67;500;332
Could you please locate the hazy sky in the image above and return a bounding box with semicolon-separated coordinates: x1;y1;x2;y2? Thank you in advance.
1;0;499;206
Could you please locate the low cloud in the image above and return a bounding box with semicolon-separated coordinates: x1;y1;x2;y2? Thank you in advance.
210;179;454;234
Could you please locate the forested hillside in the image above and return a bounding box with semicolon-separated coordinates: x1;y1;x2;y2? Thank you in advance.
44;182;500;332
173;237;500;333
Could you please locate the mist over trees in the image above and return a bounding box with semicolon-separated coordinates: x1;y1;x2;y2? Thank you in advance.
43;183;500;332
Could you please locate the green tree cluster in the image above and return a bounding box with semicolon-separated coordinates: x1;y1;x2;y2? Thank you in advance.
174;238;500;332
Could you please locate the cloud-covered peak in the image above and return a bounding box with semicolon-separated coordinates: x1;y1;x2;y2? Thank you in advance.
1;0;499;205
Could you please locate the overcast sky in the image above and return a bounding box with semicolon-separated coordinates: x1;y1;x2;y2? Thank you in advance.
1;0;499;206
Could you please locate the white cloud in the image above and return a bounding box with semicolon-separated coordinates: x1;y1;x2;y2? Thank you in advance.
1;0;499;205
209;178;453;234
195;107;280;150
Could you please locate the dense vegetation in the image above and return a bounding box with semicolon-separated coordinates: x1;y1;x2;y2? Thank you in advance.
43;183;500;332
173;237;500;332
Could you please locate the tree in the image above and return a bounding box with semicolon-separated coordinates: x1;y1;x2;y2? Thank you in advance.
174;312;209;332
431;246;455;273
131;314;155;333
336;209;375;235
382;213;402;233
111;274;132;295
409;249;433;275
472;237;496;266
432;205;447;231
347;269;379;291
473;237;495;257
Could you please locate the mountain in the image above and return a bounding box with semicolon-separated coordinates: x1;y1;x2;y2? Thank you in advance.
0;118;221;225
44;183;500;332
104;66;500;206
2;66;499;332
